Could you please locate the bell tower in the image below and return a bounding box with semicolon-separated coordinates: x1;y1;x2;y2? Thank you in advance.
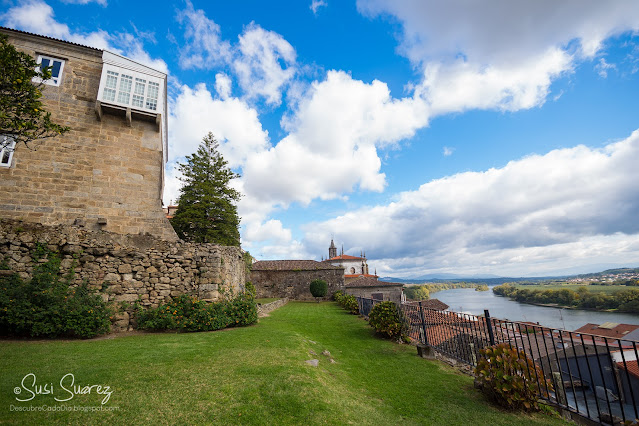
328;238;337;259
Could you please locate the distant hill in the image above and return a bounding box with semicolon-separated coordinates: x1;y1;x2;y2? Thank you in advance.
576;267;639;279
379;265;639;286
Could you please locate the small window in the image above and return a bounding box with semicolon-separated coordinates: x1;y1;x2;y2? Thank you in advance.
35;55;65;86
0;136;16;167
372;293;384;301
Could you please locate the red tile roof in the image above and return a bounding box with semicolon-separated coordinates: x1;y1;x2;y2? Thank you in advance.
326;254;364;261
344;274;378;278
404;299;450;311
345;276;403;288
617;360;639;379
573;323;639;340
252;260;343;271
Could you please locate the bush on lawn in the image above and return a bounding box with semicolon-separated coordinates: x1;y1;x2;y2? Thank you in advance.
368;301;407;341
309;279;328;301
137;292;257;332
333;290;359;315
474;343;552;412
0;247;111;338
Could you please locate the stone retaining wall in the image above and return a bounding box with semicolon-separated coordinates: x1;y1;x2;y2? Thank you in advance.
0;220;246;329
257;298;288;317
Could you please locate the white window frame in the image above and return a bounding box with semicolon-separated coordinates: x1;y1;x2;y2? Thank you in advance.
33;55;65;87
0;136;16;168
97;64;164;115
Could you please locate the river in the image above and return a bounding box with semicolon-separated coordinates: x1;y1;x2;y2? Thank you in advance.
431;287;639;331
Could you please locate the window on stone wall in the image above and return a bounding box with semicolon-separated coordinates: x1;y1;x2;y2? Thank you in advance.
0;136;16;167
371;293;384;301
34;55;65;87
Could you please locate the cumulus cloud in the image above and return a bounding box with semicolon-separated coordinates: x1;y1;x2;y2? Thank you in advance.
241;70;429;206
176;0;232;69
303;129;639;276
233;23;297;106
1;0;166;72
357;0;639;112
60;0;106;5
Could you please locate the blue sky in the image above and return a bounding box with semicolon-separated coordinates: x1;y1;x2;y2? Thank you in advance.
3;0;639;277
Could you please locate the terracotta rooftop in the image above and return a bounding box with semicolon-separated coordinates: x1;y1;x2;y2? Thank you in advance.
345;274;378;278
404;299;450;311
326;254;364;261
574;323;639;340
252;260;343;271
345;276;403;288
617;360;639;379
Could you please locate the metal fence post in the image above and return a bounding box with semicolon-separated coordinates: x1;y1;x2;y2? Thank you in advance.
418;301;429;346
484;309;495;346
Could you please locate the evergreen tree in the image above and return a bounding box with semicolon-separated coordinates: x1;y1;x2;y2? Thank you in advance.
170;133;241;246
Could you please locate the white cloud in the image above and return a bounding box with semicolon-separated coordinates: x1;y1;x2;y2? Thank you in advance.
241;70;429;207
168;83;270;168
176;0;232;69
60;0;106;5
358;0;639;113
215;73;232;99
595;58;616;78
303;129;639;276
233;23;297;106
442;146;454;157
310;0;327;15
1;0;166;72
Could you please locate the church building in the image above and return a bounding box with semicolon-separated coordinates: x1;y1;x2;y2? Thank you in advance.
323;239;378;282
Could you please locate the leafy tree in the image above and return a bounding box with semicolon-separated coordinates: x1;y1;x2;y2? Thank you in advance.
170;133;241;246
0;34;69;150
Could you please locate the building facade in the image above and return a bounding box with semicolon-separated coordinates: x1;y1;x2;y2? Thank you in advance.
250;260;344;301
0;27;177;241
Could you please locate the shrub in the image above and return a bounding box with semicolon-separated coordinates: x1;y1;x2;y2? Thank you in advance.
226;293;258;327
309;279;328;300
474;343;552;412
333;290;359;315
244;281;257;297
137;293;257;332
0;248;111;338
368;301;406;341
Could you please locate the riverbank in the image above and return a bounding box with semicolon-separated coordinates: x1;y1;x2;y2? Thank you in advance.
432;287;639;330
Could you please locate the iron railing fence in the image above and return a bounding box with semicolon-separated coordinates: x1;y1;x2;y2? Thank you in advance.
355;296;639;425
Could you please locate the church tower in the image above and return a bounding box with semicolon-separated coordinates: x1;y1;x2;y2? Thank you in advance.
328;238;337;259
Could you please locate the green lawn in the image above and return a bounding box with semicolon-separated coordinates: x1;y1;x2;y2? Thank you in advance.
0;302;566;425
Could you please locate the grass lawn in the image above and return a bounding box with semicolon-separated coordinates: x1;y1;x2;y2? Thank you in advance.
0;302;566;425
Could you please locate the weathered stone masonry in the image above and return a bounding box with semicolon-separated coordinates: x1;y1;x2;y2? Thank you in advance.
0;28;177;241
0;220;245;329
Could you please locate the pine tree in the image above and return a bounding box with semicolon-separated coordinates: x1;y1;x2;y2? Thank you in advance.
170;133;241;246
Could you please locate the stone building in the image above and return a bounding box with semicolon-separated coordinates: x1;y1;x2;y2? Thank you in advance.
251;260;344;301
344;276;404;304
0;27;176;241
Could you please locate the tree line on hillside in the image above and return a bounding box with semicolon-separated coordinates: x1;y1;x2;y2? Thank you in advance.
493;284;639;313
404;282;488;301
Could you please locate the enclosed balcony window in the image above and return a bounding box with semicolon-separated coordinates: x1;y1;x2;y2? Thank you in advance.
98;66;162;114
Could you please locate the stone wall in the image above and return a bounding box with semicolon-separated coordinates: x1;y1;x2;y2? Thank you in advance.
251;269;344;301
0;220;245;329
257;298;288;317
345;285;403;305
0;28;177;241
